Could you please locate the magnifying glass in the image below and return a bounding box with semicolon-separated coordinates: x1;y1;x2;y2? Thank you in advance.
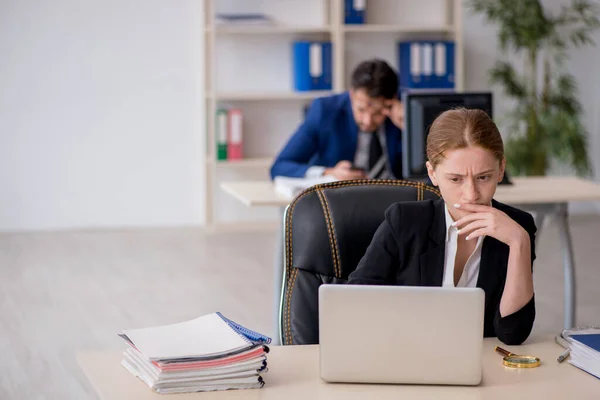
495;346;541;368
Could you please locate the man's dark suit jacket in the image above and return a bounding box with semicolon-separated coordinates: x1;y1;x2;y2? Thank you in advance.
348;198;537;345
269;92;403;179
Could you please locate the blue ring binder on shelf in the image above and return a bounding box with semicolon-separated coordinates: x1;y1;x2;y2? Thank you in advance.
344;0;366;24
398;40;455;91
292;41;332;91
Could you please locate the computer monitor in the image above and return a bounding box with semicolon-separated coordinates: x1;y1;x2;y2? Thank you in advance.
402;92;493;181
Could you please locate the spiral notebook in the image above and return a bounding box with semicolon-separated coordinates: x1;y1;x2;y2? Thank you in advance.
119;312;271;362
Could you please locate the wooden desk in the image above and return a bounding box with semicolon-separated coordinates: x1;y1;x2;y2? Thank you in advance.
221;177;600;207
78;338;598;399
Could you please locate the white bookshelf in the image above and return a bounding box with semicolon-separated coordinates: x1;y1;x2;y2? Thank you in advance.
209;26;333;34
210;91;333;101
203;0;464;227
211;157;273;168
342;25;455;33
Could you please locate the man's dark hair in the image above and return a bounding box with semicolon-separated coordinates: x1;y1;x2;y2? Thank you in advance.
350;59;399;100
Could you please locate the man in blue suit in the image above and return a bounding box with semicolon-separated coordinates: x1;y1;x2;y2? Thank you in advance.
270;59;404;180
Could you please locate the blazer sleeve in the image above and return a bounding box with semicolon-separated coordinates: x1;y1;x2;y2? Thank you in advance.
493;211;537;345
348;204;402;285
269;99;323;179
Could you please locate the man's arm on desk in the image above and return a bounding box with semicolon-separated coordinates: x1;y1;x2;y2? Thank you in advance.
270;100;324;180
310;161;368;180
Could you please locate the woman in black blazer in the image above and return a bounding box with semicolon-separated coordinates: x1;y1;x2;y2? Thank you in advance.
348;108;536;345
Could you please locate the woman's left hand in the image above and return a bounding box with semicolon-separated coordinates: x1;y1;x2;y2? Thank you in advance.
452;203;528;248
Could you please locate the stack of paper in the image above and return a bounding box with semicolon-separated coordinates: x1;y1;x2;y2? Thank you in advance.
119;312;271;394
274;176;337;199
568;333;600;379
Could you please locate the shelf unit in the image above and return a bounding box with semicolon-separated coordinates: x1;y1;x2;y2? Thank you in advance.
211;157;272;168
342;24;456;33
208;26;333;34
203;0;464;227
208;91;334;101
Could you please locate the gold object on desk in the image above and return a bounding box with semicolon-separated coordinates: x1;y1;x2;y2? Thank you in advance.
495;346;541;368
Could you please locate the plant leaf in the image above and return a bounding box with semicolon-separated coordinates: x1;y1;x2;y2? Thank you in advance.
489;62;527;98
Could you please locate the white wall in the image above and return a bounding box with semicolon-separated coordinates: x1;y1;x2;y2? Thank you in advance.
0;0;205;231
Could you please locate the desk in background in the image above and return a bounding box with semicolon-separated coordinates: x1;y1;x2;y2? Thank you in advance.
221;177;600;343
78;337;598;400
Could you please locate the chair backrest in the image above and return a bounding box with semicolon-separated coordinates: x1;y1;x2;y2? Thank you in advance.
279;179;441;345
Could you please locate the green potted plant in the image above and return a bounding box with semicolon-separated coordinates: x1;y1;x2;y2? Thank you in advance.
469;0;600;176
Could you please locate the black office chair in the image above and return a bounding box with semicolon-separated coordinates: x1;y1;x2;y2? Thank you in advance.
278;179;441;345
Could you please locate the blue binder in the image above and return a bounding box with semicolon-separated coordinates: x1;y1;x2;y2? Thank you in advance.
399;41;423;90
571;334;600;352
345;0;366;24
292;41;332;91
320;42;332;90
398;41;455;91
432;41;455;89
569;334;600;379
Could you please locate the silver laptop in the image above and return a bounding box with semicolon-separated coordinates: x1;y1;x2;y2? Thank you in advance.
318;284;485;385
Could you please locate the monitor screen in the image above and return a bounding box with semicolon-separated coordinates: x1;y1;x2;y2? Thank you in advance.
402;92;493;180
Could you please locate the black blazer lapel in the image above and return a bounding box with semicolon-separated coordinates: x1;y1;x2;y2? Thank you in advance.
420;200;446;286
477;237;508;292
477;239;493;291
477;200;509;293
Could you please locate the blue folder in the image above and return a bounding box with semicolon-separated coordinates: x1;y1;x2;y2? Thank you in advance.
432;41;455;89
292;41;332;91
398;41;455;91
571;334;600;351
345;0;366;24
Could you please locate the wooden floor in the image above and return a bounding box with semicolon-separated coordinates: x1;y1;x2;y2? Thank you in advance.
1;215;599;399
